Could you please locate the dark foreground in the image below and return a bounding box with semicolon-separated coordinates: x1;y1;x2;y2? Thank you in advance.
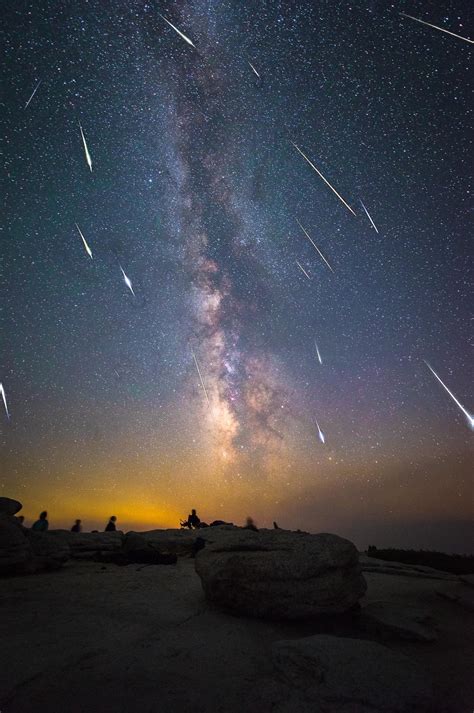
0;558;472;713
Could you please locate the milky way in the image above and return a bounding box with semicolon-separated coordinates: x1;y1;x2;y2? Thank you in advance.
1;0;472;550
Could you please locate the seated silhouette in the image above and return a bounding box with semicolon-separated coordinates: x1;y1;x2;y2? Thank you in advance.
71;519;82;533
105;516;117;532
180;509;201;529
31;511;49;532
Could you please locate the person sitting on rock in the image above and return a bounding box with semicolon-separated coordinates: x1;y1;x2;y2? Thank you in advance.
105;516;117;532
181;509;201;529
71;519;82;533
243;516;258;532
31;511;49;532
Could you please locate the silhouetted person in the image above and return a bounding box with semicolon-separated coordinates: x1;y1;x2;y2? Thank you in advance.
32;511;49;532
71;519;82;533
273;521;280;529
181;509;201;529
105;516;117;532
244;516;258;532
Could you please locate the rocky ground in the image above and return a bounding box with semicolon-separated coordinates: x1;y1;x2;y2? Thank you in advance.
0;554;472;713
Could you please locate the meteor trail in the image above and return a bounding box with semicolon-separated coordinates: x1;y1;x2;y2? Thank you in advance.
296;219;334;273
119;265;135;296
292;142;356;216
296;260;311;280
424;361;473;429
191;350;210;406
0;383;10;419
24;80;41;109
79;122;93;172
359;199;379;233
75;223;93;258
248;61;260;78
315;419;325;444
315;339;323;365
159;13;196;48
400;13;473;44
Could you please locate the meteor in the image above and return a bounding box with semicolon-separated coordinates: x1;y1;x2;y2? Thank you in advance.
315;339;322;365
191;350;210;406
296;219;334;273
292;142;356;216
79;122;93;172
359;199;379;233
24;80;41;109
0;382;10;419
119;265;135;296
75;223;93;258
248;61;260;78
296;260;311;280
424;361;473;429
400;13;473;44
315;419;325;444
159;13;196;48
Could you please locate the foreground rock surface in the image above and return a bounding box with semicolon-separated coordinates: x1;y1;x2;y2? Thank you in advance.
272;634;433;712
195;529;366;619
361;601;437;641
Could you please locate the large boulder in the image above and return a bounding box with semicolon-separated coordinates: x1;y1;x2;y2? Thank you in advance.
25;531;71;571
0;508;33;575
47;530;124;559
0;497;22;517
272;634;433;712
194;529;367;619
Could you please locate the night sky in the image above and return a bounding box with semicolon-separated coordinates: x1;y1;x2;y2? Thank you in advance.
1;1;472;551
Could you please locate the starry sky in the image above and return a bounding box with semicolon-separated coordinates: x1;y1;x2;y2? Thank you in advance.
1;0;472;551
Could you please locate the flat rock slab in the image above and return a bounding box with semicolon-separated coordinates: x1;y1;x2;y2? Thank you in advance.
436;583;474;612
0;498;22;516
272;634;433;712
361;601;437;641
48;530;124;557
359;554;457;580
195;530;366;619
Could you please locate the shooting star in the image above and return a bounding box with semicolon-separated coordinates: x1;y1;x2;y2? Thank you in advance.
191;350;210;406
79;122;93;172
159;13;196;48
24;80;41;110
315;339;323;365
315;419;325;444
119;265;135;296
75;223;93;259
400;13;473;44
248;61;260;78
292;142;356;216
296;219;334;273
359;199;379;233
0;382;10;419
296;260;311;280
424;361;473;429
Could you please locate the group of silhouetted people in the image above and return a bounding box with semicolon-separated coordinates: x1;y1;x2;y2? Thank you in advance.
180;509;260;532
17;510;120;533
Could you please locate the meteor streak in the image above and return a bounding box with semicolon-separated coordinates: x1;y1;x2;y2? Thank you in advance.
315;339;323;365
191;350;210;406
400;13;473;44
424;361;473;429
296;219;334;273
75;223;93;258
359;199;379;233
315;419;325;444
79;122;93;172
296;260;311;280
119;265;135;296
292;142;356;216
24;80;41;109
0;382;10;419
159;13;196;48
248;61;260;78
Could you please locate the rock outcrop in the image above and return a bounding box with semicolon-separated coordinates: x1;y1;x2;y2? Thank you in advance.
195;529;366;619
359;554;457;580
0;498;70;575
272;634;433;712
47;530;124;559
